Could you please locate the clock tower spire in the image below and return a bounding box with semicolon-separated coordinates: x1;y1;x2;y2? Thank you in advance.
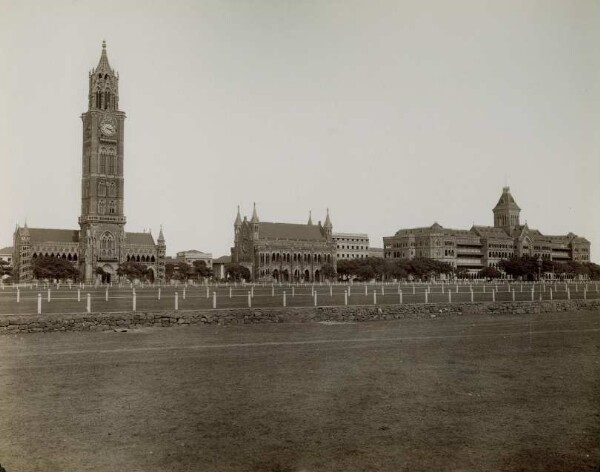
79;41;127;283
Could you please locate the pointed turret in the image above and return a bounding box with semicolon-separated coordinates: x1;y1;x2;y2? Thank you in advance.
493;186;521;235
89;40;119;111
94;40;114;76
307;210;313;225
235;205;242;226
324;208;332;229
323;208;332;239
251;202;259;224
157;225;165;243
250;203;259;239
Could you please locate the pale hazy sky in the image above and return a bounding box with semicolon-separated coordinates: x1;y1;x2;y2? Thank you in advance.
1;0;599;261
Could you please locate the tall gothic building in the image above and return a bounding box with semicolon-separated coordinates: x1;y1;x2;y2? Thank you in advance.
13;42;166;283
231;204;337;282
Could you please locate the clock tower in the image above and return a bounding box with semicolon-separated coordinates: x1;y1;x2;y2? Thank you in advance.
79;41;126;283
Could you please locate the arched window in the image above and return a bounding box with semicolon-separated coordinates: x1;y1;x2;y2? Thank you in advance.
151;255;155;262
98;181;107;196
100;232;115;259
98;199;105;214
108;200;116;214
73;254;78;261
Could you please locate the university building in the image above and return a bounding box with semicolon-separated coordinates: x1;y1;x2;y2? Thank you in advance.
383;187;590;275
176;250;213;269
231;205;337;282
12;42;166;284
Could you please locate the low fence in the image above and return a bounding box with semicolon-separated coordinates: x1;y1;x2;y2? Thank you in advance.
0;281;598;316
1;299;598;335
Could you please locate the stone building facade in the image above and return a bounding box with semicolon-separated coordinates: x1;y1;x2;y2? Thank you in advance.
12;42;166;284
231;205;337;282
383;187;590;275
332;233;370;260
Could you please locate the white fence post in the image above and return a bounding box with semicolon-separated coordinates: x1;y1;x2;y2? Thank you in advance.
399;290;403;304
183;288;186;300
229;287;232;299
175;292;179;310
105;288;109;302
365;285;368;296
272;285;275;297
425;291;428;304
16;288;20;303
448;290;452;303
470;290;474;303
86;293;91;313
492;289;495;303
283;291;286;307
133;292;137;312
251;286;254;298
512;290;515;301
47;289;51;302
314;292;318;306
292;286;295;297
330;285;333;297
78;289;81;302
248;291;252;307
344;290;348;305
158;288;161;300
373;290;377;305
37;294;41;314
213;291;216;308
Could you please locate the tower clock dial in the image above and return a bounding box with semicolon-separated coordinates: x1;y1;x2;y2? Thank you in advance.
101;122;116;136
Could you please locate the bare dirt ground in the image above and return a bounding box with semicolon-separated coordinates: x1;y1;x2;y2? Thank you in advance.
0;310;599;472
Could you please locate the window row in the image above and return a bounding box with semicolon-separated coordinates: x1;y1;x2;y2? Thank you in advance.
259;252;332;265
98;200;118;215
98;180;117;197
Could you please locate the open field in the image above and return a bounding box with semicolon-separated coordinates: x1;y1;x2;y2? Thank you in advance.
0;281;598;315
0;309;599;471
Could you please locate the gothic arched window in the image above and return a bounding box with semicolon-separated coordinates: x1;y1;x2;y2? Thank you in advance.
98;181;106;196
108;181;117;197
108;200;116;214
100;232;115;259
99;154;106;174
98;199;105;214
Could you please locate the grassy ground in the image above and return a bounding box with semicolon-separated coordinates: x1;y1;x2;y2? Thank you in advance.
0;283;597;315
0;310;599;471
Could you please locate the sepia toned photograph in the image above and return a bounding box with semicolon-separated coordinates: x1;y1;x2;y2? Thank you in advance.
0;1;599;471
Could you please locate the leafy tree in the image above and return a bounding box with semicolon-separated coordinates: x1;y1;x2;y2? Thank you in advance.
0;260;11;277
165;261;192;281
117;261;148;281
225;263;251;281
321;263;336;280
193;260;213;281
478;266;503;279
32;255;79;281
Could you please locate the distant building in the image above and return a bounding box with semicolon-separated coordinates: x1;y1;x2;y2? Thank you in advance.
231;205;337;282
176;250;213;268
332;233;369;260
383;187;591;276
0;246;13;266
368;247;384;259
212;255;231;280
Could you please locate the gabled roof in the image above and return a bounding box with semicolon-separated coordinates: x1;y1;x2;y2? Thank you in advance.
27;228;80;244
125;232;155;246
258;222;326;241
471;225;511;238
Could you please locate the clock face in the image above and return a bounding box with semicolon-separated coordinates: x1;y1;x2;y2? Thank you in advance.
101;123;116;136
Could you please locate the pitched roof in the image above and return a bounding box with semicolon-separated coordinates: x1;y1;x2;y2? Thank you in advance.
259;222;326;241
27;228;79;243
471;225;511;238
213;255;231;263
493;187;521;211
125;232;155;246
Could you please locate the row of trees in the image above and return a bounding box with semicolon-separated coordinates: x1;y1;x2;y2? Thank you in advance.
5;255;600;283
335;257;454;282
486;256;600;281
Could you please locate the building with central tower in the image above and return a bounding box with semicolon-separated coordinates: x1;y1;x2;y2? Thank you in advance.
12;42;166;283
